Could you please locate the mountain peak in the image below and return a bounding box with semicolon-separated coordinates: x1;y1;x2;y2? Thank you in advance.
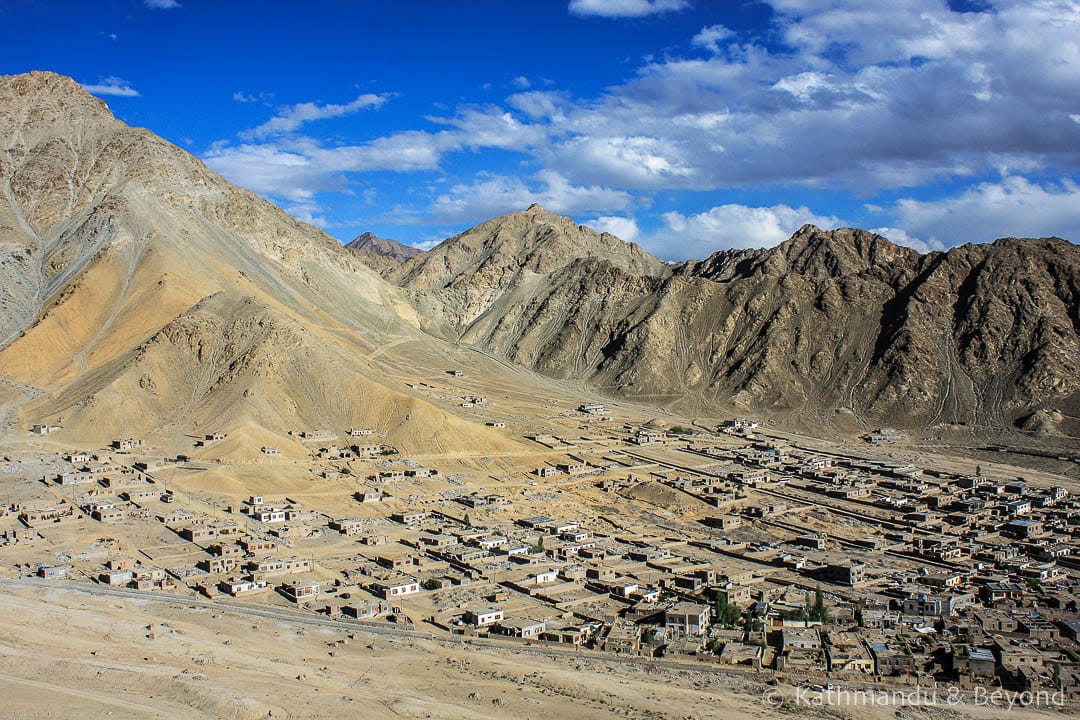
450;205;665;271
345;232;423;264
1;71;114;123
776;224;918;276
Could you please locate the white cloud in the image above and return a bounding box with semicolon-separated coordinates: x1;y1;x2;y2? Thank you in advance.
552;135;695;188
203;143;338;202
233;90;273;104
585;215;641;242
208;102;555;205
869;226;943;255
425;107;549;151
201;1;1080;255
569;0;689;18
144;0;181;8
892;176;1080;246
412;236;449;251
429;170;634;224
240;94;388;140
285;201;330;229
242;94;389;139
691;25;734;54
506;90;568;120
511;76;531;89
204;130;452;203
542;0;1080;194
652;203;844;259
81;77;140;97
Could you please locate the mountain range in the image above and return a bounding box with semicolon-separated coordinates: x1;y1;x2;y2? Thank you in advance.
382;212;1079;435
1;71;1077;444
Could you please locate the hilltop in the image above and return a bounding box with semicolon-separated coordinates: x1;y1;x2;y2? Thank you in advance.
0;71;519;455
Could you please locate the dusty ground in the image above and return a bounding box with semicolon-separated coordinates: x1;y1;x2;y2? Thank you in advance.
0;583;771;720
0;585;1071;720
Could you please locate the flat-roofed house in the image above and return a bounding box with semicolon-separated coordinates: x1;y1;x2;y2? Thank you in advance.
379;577;421;600
494;618;546;639
281;580;320;603
465;608;504;627
665;602;711;637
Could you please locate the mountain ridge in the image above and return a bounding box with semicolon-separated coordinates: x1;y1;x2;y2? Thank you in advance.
0;71;521;456
1;71;1077;441
390;210;1079;433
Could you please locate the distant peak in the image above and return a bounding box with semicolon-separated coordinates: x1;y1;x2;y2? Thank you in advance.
345;231;423;263
526;202;546;212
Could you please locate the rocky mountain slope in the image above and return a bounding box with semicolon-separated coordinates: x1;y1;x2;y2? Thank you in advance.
1;71;1075;441
0;71;518;455
395;213;1080;434
390;203;669;343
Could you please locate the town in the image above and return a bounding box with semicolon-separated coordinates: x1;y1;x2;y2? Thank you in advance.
3;401;1080;704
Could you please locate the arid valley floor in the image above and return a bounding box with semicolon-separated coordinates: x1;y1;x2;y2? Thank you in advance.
1;68;1079;720
1;352;1078;719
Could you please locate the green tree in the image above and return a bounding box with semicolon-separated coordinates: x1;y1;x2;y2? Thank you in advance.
713;594;742;628
809;585;831;623
721;603;742;627
643;628;659;647
463;513;472;528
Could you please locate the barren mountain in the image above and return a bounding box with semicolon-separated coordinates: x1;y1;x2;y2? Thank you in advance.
345;231;423;274
391;203;669;343
397;214;1080;433
2;71;1076;442
0;71;518;455
346;231;423;263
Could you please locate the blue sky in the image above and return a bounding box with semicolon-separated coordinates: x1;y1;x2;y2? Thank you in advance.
3;0;1079;260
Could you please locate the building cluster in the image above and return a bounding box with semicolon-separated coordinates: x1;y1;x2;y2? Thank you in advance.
3;412;1078;699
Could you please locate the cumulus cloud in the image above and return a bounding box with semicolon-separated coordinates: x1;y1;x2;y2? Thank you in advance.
411;235;451;251
545;0;1080;193
208;102;557;206
144;0;181;8
203;143;338;202
506;90;568;120
81;77;140;97
203;1;1080;254
204;130;451;203
569;0;689;18
650;203;844;259
429;170;633;224
891;176;1080;246
551;135;695;188
242;94;389;139
425;107;549;151
585;215;641;242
